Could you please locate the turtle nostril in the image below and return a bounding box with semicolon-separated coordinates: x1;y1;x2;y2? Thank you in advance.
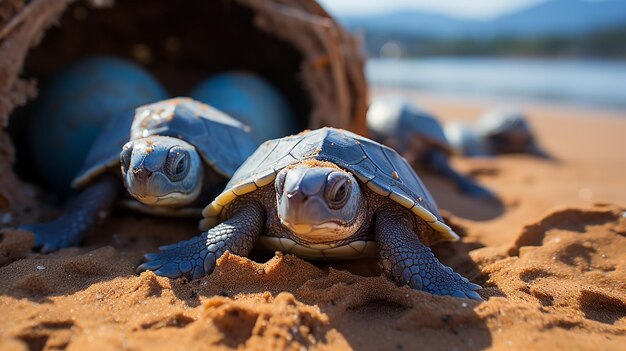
134;168;152;181
286;191;308;203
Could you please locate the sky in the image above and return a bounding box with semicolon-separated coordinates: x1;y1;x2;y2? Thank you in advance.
316;0;548;19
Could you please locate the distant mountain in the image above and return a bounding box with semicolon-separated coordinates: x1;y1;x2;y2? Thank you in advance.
491;0;626;36
340;0;626;38
341;12;473;38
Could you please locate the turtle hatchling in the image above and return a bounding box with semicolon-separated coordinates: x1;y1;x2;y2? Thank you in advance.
138;127;481;300
367;96;494;198
475;106;548;157
21;98;257;252
446;106;548;157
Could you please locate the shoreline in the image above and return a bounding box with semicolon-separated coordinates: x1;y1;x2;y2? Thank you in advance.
370;86;626;120
366;57;626;112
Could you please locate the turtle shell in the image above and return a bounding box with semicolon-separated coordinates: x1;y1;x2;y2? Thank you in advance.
201;127;458;242
73;97;257;188
444;121;490;157
367;97;452;154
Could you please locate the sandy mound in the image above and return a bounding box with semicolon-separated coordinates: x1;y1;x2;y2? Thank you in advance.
0;203;624;350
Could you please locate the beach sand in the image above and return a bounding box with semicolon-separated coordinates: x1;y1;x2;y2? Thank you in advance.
1;91;625;350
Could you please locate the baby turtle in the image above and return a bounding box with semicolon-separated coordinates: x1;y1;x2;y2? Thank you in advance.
476;107;548;156
443;122;490;157
446;106;548;157
367;96;494;198
138;128;481;300
21;98;257;252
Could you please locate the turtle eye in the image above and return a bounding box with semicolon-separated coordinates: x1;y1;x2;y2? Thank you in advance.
334;183;347;203
120;145;133;173
326;174;351;209
166;147;190;182
275;171;287;195
175;157;186;174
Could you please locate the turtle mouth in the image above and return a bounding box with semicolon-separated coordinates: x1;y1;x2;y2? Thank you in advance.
133;192;187;205
129;181;202;207
280;220;313;235
279;215;365;244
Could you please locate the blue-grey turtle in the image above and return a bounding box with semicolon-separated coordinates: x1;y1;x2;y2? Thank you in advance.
138;128;481;300
476;106;548;157
367;96;494;198
443;121;490;157
446;106;548;157
21;98;257;252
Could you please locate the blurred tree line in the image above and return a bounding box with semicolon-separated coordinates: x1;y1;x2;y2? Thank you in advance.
362;25;626;58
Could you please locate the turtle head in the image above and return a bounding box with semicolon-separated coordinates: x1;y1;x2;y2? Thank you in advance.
120;136;203;207
275;164;365;243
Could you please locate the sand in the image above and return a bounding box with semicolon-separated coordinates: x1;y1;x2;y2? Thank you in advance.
1;92;625;350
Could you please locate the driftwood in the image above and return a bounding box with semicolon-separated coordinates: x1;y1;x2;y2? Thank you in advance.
237;0;367;133
0;0;367;130
0;0;72;127
0;0;72;224
0;0;367;220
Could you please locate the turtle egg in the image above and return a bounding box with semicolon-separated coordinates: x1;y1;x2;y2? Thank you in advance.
188;71;297;143
28;56;167;192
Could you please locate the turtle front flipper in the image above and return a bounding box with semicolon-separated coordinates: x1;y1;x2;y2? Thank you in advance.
137;201;265;280
425;149;495;199
19;175;118;253
374;209;482;300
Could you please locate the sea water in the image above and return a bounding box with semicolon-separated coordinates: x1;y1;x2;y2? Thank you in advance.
367;57;626;111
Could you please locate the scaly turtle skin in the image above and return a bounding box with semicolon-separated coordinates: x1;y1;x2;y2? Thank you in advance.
367;96;494;198
21;98;257;252
138;128;481;300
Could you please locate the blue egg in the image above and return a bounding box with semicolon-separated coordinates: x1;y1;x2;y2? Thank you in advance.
188;71;297;143
28;56;168;192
